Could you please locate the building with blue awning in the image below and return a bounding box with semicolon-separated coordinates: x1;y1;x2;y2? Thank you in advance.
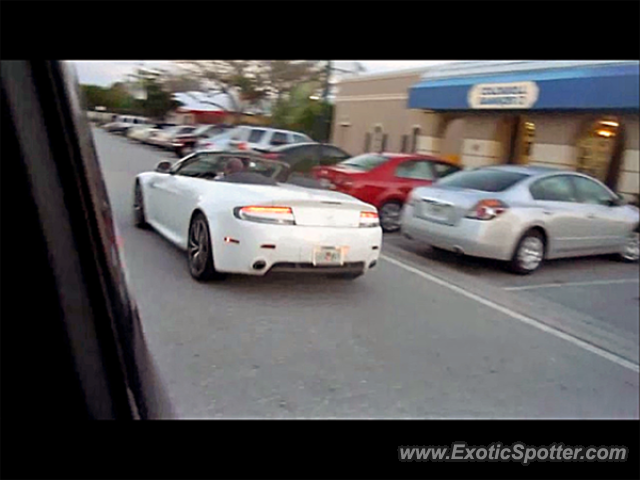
332;61;639;200
408;61;639;111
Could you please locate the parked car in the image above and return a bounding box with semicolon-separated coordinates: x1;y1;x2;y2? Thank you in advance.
263;143;350;171
196;126;313;153
103;121;126;133
400;165;640;274
104;117;149;135
142;126;171;145
127;124;156;142
312;153;461;232
148;125;197;149
260;143;351;189
172;124;234;158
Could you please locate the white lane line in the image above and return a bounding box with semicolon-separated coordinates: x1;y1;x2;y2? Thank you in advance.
504;278;640;291
380;254;639;373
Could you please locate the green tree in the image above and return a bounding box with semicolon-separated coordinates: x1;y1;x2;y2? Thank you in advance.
173;61;257;122
126;67;180;120
269;81;333;141
80;85;110;110
173;60;326;122
142;77;179;120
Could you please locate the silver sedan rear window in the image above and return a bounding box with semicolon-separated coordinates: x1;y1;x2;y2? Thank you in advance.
437;169;529;192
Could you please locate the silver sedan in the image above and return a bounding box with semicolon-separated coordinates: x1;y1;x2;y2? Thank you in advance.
400;165;640;274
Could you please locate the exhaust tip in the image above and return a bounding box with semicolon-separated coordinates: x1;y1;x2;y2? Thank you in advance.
252;260;267;271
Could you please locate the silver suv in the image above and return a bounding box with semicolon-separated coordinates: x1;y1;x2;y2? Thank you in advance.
196;126;313;153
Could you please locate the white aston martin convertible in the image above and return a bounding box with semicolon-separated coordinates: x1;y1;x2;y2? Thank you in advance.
133;151;383;281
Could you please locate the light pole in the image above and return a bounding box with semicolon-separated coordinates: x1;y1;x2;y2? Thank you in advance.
321;60;332;142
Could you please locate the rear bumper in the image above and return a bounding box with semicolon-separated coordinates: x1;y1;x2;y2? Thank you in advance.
401;205;518;261
213;221;382;275
269;261;367;274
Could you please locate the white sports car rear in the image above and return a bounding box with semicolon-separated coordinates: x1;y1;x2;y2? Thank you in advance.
133;151;382;281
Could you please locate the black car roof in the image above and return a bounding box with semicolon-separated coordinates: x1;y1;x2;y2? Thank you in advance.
269;142;335;152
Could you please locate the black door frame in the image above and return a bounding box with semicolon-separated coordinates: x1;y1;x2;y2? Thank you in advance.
506;115;522;164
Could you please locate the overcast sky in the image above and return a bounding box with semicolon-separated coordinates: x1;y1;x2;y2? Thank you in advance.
69;60;457;87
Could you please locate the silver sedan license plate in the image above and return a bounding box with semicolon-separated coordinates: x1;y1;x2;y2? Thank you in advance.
313;246;343;266
427;204;448;217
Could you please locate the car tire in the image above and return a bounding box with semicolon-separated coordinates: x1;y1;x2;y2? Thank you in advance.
379;201;403;233
133;182;149;229
509;229;545;275
616;227;639;263
327;272;364;280
188;213;226;282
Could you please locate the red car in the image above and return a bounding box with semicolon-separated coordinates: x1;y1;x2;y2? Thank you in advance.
312;153;461;232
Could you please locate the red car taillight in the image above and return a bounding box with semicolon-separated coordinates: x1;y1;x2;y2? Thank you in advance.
359;210;379;228
465;199;509;220
263;153;280;160
233;206;296;225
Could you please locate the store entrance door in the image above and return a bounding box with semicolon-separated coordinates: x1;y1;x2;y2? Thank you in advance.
502;115;535;164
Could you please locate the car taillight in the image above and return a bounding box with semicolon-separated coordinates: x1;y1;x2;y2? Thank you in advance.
233;206;296;225
359;210;379;228
465;199;509;220
263;153;280;160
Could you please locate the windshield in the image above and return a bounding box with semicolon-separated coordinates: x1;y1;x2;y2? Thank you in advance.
173;154;287;183
191;125;211;136
206;128;239;141
340;154;388;171
162;126;180;135
436;168;529;192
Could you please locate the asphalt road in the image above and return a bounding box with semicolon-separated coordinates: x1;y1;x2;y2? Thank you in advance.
93;127;639;418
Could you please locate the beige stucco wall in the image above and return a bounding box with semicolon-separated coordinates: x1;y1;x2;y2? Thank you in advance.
332;71;429;155
335;71;424;98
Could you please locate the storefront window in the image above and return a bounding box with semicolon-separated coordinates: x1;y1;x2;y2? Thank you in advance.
522;121;535;160
411;127;420;153
576;118;619;182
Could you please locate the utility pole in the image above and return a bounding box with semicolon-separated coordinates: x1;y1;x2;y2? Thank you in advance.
321;60;332;142
323;60;332;102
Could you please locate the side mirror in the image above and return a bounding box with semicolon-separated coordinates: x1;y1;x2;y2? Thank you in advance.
156;161;172;173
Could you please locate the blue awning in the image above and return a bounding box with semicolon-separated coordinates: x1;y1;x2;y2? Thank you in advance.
408;63;639;111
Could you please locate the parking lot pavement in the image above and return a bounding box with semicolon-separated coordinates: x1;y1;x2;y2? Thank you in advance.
383;234;640;361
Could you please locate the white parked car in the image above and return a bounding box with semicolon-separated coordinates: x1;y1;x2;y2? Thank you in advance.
133;151;382;281
148;125;197;149
127;125;156;142
196;126;313;153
